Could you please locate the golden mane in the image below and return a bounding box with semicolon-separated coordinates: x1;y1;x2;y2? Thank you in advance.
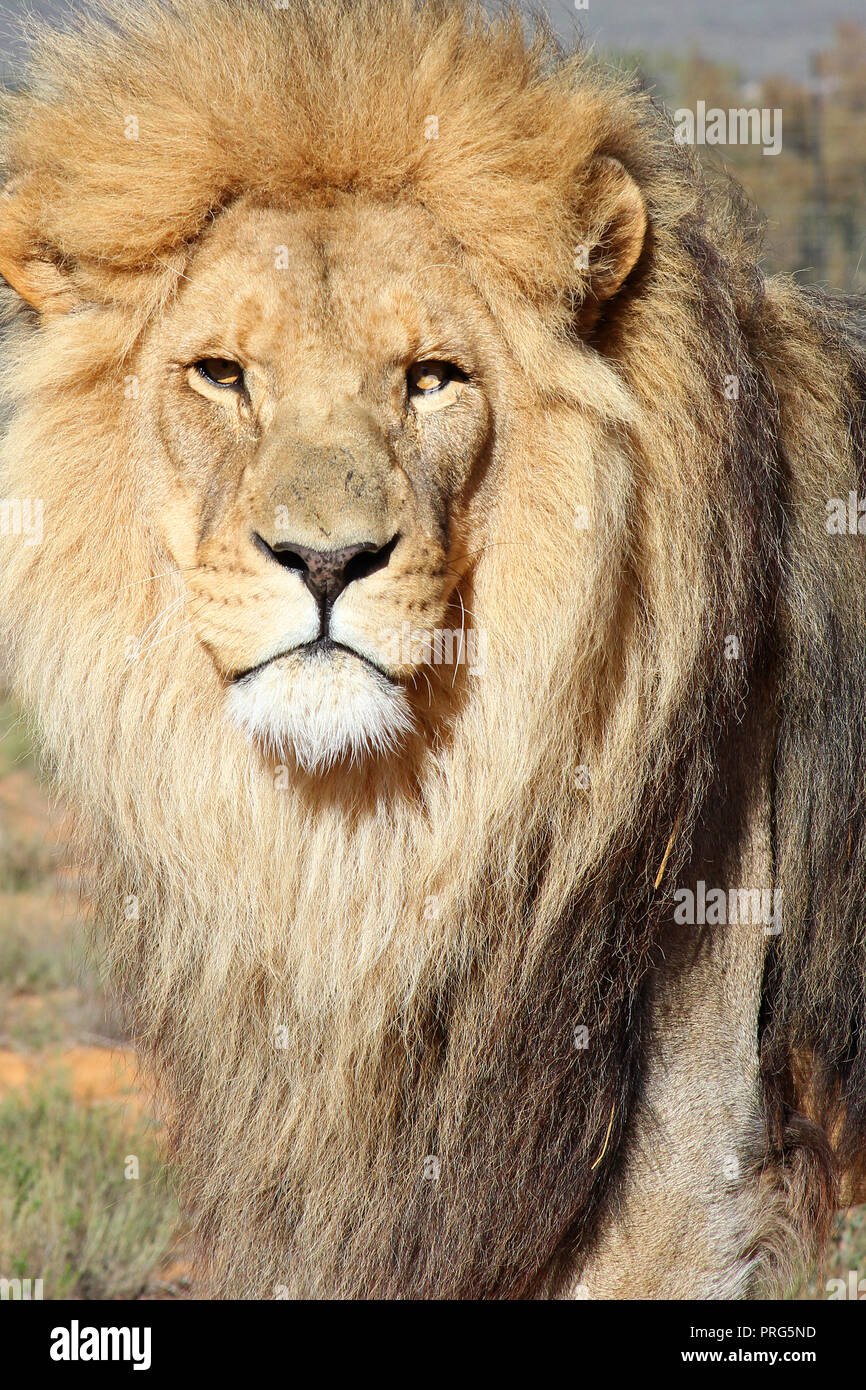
1;0;865;1297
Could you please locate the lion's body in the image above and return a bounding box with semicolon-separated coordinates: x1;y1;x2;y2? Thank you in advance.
1;0;865;1298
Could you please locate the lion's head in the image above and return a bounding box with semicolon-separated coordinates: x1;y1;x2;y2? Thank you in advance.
1;78;646;780
2;0;864;1299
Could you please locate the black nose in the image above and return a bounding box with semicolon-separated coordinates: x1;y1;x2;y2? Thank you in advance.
254;534;398;607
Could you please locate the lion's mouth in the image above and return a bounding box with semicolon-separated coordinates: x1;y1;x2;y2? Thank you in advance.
231;636;395;686
226;633;414;771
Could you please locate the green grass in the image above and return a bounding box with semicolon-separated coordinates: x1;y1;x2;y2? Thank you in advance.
0;1074;178;1300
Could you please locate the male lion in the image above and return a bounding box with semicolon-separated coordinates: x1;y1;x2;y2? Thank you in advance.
1;0;865;1300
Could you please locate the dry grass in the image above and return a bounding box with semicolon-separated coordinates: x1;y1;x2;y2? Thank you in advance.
0;1072;177;1299
0;692;182;1298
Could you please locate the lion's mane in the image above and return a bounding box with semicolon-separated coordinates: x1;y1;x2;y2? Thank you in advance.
1;0;865;1297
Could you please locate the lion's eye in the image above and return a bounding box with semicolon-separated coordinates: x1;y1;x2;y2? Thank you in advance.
409;361;449;394
195;358;245;390
407;360;467;413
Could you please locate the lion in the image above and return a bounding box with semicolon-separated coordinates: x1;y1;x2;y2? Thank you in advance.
1;0;865;1300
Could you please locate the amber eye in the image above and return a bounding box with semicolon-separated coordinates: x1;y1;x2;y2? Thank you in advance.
407;360;469;414
408;361;450;395
195;357;245;390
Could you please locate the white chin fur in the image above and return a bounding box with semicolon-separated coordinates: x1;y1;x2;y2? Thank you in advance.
227;647;414;773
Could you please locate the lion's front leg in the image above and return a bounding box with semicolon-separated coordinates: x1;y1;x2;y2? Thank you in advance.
573;915;773;1298
572;750;817;1302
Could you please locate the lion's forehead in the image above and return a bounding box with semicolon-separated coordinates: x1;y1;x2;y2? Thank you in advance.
159;197;476;379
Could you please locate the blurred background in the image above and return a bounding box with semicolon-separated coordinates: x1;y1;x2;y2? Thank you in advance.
569;0;866;295
0;0;864;1301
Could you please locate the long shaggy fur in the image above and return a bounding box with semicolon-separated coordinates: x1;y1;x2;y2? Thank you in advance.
0;0;864;1297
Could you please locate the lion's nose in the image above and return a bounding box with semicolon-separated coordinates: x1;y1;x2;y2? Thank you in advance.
254;533;398;607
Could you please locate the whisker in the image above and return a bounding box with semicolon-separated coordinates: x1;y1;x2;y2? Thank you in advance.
117;565;197;595
136;594;188;648
129;595;209;663
447;538;520;569
142;619;194;656
452;589;467;688
155;256;192;284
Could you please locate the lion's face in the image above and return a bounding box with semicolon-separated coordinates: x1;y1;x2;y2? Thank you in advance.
139;196;499;772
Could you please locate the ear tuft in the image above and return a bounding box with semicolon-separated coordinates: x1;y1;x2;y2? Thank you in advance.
0;177;77;317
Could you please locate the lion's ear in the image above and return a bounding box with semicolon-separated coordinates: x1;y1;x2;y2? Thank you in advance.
581;156;647;306
0;178;77;317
